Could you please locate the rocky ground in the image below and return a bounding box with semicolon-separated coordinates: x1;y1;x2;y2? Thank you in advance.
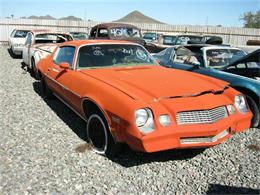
0;47;259;194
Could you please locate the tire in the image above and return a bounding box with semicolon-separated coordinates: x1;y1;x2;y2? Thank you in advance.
31;58;40;80
41;77;53;99
9;46;17;58
87;113;122;157
246;95;260;128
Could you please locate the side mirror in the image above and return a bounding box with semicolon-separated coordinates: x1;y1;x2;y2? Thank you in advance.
59;62;69;69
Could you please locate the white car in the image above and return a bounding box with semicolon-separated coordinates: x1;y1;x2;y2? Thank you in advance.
8;29;30;56
22;30;73;79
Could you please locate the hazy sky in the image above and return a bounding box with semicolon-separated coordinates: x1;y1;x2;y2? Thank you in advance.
0;0;259;27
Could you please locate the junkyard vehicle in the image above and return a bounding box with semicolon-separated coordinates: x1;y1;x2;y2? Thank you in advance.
220;49;260;80
145;34;177;53
38;40;252;157
69;32;88;40
174;35;204;45
146;34;223;53
153;45;260;127
143;32;162;43
89;23;145;46
8;29;30;56
22;30;73;79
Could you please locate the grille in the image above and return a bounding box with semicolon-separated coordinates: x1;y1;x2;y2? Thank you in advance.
176;106;228;125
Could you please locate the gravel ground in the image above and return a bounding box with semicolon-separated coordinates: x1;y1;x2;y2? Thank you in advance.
0;46;259;194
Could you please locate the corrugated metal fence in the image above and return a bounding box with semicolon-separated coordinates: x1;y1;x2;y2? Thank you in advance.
0;18;260;46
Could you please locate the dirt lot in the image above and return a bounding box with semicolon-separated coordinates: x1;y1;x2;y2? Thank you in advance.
0;46;259;194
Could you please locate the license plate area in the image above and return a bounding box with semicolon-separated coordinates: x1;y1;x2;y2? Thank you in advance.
180;129;230;144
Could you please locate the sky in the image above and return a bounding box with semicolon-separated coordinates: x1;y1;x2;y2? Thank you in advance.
0;0;259;27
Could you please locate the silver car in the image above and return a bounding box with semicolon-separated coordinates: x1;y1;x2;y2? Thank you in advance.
8;29;30;56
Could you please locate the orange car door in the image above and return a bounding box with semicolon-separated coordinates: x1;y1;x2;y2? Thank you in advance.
47;46;83;115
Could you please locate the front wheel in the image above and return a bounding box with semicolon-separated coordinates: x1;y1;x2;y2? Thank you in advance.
246;95;260;128
87;113;122;157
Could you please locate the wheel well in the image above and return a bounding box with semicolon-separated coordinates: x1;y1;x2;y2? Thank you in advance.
83;99;105;121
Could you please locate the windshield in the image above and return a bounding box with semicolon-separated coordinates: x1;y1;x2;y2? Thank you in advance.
206;49;246;68
70;32;88;40
35;33;72;44
163;36;176;45
143;33;157;40
77;44;156;69
175;36;203;45
110;27;141;38
14;30;29;38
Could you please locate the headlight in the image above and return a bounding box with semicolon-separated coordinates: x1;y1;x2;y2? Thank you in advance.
135;109;148;127
226;104;236;115
159;115;171;126
135;108;154;134
234;95;248;114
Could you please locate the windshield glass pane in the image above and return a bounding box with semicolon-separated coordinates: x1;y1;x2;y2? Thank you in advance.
77;44;156;69
70;32;88;40
163;36;176;45
175;36;203;45
110;28;141;38
14;30;29;38
206;49;246;68
143;33;157;40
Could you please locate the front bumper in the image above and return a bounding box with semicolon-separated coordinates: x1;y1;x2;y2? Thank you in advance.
11;46;23;55
124;112;251;153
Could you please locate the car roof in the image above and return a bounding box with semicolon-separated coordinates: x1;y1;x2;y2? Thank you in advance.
91;22;140;29
60;39;140;47
181;44;242;50
29;29;71;35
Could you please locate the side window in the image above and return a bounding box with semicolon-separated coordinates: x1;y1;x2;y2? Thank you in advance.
25;33;32;45
90;28;97;38
54;46;75;67
97;28;108;38
172;48;201;65
172;48;189;64
247;62;259;68
236;63;246;68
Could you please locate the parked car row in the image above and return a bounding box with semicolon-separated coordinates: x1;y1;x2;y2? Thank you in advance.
7;23;259;158
143;32;224;53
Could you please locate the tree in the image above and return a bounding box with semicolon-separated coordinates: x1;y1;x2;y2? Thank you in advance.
241;10;260;28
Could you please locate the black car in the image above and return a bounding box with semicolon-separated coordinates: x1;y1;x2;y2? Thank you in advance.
221;49;260;80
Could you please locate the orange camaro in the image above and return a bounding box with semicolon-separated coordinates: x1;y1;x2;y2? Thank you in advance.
37;40;252;157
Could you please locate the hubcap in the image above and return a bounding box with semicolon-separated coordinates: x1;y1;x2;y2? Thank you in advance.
87;114;108;154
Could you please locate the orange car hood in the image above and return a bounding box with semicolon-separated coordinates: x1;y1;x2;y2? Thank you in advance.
80;65;228;102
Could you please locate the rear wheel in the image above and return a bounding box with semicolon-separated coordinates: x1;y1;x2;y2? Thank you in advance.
87;113;122;157
246;95;260;128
